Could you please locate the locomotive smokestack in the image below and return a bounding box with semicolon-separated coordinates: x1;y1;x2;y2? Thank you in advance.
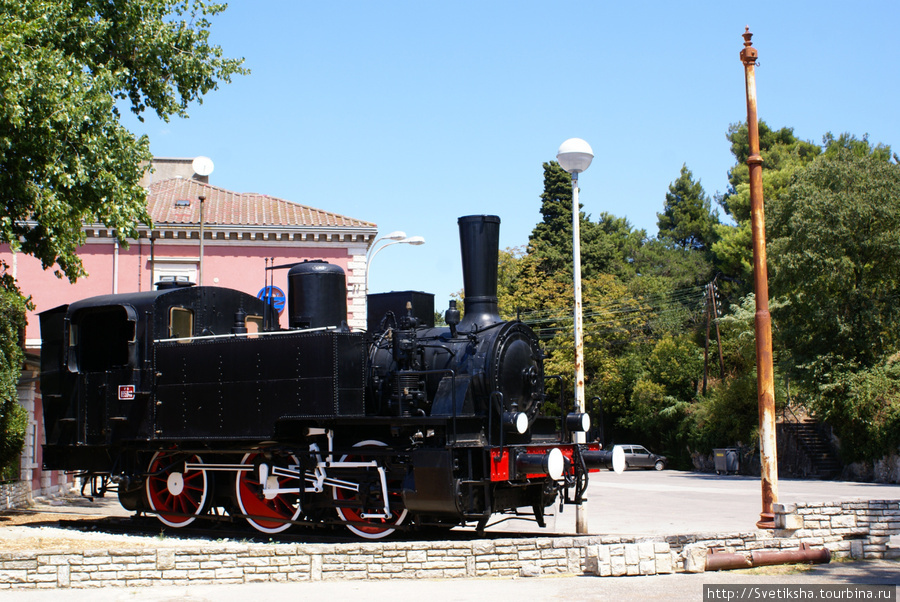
457;215;501;330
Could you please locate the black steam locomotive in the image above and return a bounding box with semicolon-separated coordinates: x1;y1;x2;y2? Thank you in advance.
39;215;622;539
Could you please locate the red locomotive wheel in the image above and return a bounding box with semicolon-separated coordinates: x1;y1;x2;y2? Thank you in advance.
145;451;209;528
333;440;408;540
235;451;303;534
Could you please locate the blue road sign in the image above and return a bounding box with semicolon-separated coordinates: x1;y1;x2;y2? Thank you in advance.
257;285;286;314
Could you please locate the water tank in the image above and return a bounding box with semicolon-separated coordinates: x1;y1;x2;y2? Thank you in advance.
287;260;347;329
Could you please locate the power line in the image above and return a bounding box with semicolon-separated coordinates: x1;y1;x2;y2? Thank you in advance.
506;284;710;345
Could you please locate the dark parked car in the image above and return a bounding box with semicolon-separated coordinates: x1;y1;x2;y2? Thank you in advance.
616;445;667;471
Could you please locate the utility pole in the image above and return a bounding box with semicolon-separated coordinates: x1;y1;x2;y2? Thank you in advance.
740;27;779;529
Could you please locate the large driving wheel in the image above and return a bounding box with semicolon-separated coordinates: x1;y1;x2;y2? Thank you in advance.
333;440;407;540
145;451;209;528
235;451;303;534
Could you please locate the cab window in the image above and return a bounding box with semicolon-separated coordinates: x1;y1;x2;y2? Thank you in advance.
72;307;135;371
169;307;194;340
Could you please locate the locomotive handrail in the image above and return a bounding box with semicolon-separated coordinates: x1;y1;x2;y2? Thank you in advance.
154;324;339;344
544;374;567;442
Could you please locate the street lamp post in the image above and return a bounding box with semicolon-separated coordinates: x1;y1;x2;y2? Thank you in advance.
364;232;425;296
557;137;594;535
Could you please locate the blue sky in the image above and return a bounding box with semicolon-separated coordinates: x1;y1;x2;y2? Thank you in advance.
122;1;900;307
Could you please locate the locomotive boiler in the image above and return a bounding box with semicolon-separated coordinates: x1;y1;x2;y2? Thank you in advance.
39;214;623;539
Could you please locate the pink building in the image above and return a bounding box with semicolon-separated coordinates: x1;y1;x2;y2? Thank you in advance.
1;159;377;506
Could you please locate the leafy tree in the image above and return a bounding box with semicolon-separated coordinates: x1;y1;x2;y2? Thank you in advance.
712;122;820;287
768;148;900;376
0;0;247;281
823;132;895;162
721;122;821;220
814;359;900;462
629;239;715;292
688;294;785;451
614;335;701;459
767;147;900;463
0;277;27;478
657;164;719;252
644;335;703;400
0;0;244;474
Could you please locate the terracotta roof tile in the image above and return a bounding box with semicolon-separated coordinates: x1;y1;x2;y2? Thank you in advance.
146;178;375;229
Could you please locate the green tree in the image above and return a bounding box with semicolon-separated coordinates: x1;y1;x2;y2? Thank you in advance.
712;122;820;286
644;335;703;400
657;164;719;252
0;0;244;473
769;148;900;376
0;277;27;478
529;161;577;278
688;294;785;452
768;147;900;462
814;359;900;462
629;238;715;292
0;0;247;281
823;132;895;162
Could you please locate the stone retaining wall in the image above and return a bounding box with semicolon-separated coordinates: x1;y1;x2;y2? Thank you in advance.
586;499;900;576
0;482;29;512
1;500;898;589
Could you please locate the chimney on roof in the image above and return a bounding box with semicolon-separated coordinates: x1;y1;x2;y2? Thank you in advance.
138;156;215;187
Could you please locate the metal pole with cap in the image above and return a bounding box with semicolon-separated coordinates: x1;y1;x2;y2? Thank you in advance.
740;27;779;529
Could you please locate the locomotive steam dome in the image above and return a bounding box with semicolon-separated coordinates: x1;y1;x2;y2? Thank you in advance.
287;260;347;329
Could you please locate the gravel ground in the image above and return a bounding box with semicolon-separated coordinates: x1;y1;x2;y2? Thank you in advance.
0;492;217;551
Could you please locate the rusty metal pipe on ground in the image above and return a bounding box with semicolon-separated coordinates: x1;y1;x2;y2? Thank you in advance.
706;543;831;571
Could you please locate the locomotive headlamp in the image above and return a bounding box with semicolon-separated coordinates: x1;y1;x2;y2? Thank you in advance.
581;445;626;474
503;411;529;434
566;412;591;433
516;448;565;481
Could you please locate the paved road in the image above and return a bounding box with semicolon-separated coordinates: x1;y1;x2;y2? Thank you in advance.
485;469;900;536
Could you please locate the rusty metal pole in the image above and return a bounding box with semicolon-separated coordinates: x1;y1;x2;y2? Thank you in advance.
571;170;589;534
740;27;779;529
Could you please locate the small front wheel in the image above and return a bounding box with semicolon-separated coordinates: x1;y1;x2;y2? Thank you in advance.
654;460;665;471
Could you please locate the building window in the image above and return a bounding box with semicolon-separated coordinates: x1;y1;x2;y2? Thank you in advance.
153;262;198;289
30;423;37;464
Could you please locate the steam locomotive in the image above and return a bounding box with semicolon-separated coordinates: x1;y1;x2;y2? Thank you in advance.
39;215;623;539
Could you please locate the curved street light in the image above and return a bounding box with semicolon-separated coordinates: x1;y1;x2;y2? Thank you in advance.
365;234;425;296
